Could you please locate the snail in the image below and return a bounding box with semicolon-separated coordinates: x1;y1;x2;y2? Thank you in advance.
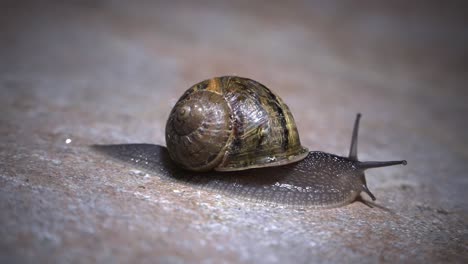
93;76;407;208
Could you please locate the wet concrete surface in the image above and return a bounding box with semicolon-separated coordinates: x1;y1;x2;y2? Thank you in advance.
1;1;467;263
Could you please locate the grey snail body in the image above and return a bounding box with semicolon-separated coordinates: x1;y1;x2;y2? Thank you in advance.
93;76;407;208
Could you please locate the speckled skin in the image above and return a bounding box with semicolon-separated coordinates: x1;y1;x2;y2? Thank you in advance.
165;76;308;172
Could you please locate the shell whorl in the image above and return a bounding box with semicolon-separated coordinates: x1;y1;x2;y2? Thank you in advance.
166;87;232;171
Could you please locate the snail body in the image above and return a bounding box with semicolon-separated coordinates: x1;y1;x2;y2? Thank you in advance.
93;76;407;208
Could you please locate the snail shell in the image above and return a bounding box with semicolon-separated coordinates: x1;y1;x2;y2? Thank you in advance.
165;76;308;172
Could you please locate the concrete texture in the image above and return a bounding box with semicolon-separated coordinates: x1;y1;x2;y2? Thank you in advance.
1;1;467;263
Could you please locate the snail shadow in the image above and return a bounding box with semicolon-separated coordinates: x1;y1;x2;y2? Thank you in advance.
91;143;291;188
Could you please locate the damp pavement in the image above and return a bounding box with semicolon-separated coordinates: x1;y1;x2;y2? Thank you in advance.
1;1;467;263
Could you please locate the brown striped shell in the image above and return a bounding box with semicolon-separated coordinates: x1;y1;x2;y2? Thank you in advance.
165;76;309;172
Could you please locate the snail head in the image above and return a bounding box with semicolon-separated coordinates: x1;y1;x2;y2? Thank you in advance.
349;113;407;201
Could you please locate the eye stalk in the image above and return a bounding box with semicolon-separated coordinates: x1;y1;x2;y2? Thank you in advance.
357;160;407;170
348;113;361;161
348;113;407;201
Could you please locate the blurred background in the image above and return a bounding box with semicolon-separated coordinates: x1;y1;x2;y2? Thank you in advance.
1;0;467;263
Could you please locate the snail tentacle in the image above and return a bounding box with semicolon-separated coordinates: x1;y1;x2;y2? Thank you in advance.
357;160;407;170
348;113;407;170
348;113;361;160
